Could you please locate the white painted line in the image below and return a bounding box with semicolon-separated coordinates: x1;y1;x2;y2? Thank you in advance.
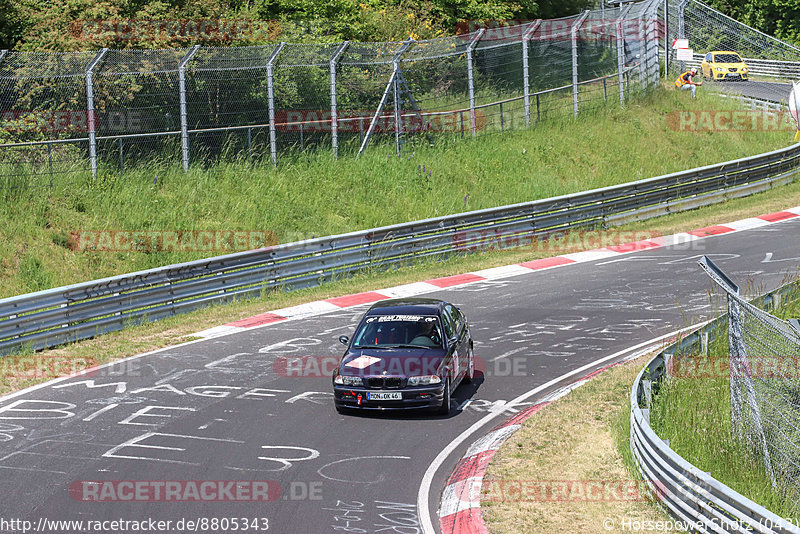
724;218;771;231
192;325;246;339
651;232;698;247
561;249;620;262
378;282;441;299
271;300;341;318
418;322;712;534
470;265;533;280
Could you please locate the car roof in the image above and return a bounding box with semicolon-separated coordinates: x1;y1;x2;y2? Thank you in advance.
366;297;447;316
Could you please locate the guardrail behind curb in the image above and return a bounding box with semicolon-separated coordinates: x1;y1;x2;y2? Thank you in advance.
630;280;800;534
1;142;799;356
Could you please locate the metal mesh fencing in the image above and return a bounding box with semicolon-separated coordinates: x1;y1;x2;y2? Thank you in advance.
0;0;663;187
700;257;800;499
664;0;800;80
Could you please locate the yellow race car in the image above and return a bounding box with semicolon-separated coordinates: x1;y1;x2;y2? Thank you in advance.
701;51;749;81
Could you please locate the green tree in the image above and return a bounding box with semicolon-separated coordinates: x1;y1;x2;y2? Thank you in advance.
705;0;800;46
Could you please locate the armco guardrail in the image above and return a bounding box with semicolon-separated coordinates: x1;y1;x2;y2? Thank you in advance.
1;143;799;356
631;279;800;534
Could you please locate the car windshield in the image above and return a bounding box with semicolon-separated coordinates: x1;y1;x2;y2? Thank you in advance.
352;314;443;348
714;53;742;63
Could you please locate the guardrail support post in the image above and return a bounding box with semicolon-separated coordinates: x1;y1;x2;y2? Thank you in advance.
0;50;7;65
357;39;412;157
267;42;286;167
178;45;200;173
572;11;590;117
85;48;108;180
466;29;484;136
330;41;349;158
522;21;541;128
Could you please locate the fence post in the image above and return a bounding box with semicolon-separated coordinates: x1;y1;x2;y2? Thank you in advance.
678;0;689;73
664;0;670;77
466;29;484;137
617;5;632;105
330;41;349;158
118;138;123;171
267;42;286;167
178;45;200;173
638;15;645;89
572;11;590;117
522;20;542;128
393;40;413;156
85;48;108;180
0;50;7;64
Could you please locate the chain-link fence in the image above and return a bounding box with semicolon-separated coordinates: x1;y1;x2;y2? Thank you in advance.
700;256;800;499
0;0;662;187
663;0;800;80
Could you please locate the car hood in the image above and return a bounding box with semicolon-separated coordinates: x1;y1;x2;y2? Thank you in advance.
338;348;447;377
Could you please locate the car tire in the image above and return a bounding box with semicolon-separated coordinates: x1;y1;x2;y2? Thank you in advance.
463;347;474;384
438;378;451;415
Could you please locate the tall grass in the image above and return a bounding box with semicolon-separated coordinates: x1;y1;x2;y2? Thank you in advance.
0;86;793;297
650;296;800;518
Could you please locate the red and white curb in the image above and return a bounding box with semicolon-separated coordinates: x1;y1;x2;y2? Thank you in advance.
192;207;800;340
437;355;646;534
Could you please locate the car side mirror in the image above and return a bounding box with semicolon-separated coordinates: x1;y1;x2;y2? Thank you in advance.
339;335;349;345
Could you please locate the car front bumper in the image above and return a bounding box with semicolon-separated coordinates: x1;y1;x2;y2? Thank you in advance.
714;72;747;80
333;384;445;411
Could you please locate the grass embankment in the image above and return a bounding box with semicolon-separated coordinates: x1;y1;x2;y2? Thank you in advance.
482;356;673;532
649;295;800;519
0;86;792;298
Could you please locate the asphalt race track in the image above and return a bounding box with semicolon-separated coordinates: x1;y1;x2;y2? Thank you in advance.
711;79;793;103
1;218;800;534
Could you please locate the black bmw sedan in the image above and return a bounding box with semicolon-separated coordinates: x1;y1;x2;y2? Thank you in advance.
332;298;474;415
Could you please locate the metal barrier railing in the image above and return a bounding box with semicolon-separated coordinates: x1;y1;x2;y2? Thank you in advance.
1;141;798;355
631;274;800;533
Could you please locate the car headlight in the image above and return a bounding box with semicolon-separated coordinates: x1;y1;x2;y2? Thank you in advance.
742;68;748;72
407;375;442;386
334;374;363;386
715;67;724;72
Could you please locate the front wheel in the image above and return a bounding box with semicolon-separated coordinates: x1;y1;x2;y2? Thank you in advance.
463;347;474;384
437;378;452;415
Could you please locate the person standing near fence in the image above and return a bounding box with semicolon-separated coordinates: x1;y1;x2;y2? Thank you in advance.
675;67;702;98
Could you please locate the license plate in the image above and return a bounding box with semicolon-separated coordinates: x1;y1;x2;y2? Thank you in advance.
367;392;402;401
